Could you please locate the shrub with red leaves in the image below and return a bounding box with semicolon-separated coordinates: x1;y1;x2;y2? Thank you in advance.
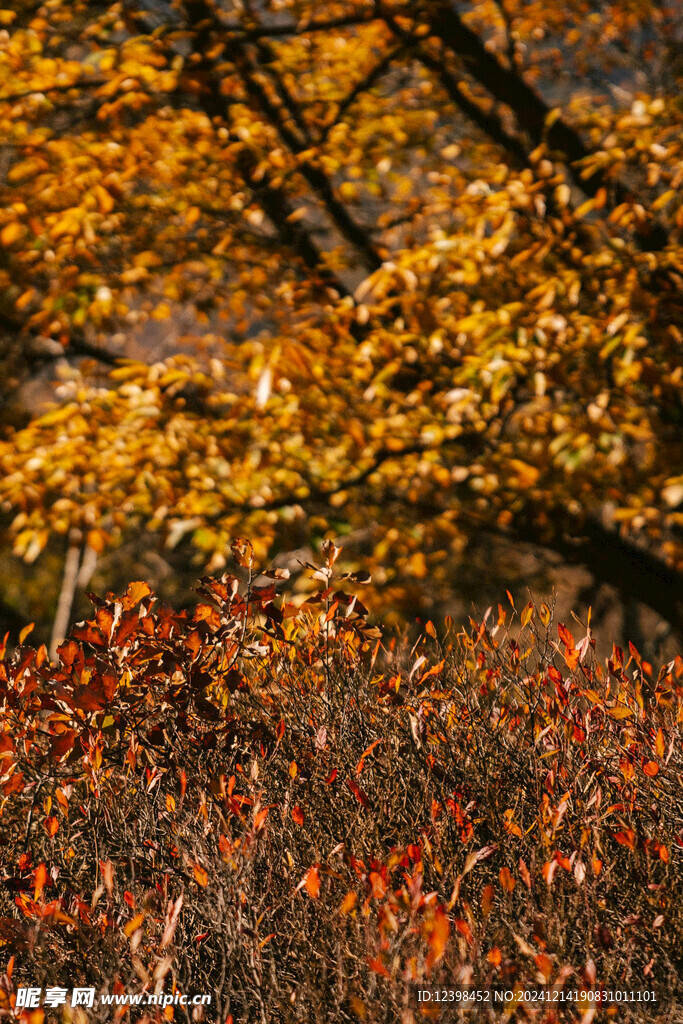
0;541;681;1022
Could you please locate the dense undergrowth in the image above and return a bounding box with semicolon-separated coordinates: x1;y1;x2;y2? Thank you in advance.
0;540;681;1023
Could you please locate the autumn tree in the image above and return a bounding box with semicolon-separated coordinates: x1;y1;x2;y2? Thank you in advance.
0;0;681;643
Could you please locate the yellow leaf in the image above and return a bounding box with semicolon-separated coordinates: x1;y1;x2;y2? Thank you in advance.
15;289;35;311
508;459;540;487
574;198;595;220
36;403;79;427
0;222;25;246
86;529;107;554
50;215;80;240
607;705;634;720
124;913;144;937
7;158;48;183
339;182;357;201
151;303;171;320
650;190;675;212
94;184;115;215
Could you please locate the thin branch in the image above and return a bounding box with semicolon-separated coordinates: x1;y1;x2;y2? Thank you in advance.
318;43;408;144
0;311;122;367
0;77;107;104
216;11;379;40
383;0;669;248
238;430;486;513
234;44;384;272
49;533;82;661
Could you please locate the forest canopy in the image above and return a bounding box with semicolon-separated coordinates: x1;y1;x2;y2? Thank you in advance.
0;0;681;644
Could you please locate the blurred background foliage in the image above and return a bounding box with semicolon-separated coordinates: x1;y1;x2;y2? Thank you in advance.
0;0;681;658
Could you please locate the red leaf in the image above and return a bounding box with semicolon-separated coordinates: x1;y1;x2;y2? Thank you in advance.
346;777;371;809
613;829;637;850
367;956;390;978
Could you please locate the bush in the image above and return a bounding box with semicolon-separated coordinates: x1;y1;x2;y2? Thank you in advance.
0;540;681;1023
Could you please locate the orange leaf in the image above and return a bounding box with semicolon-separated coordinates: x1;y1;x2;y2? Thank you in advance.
193;863;209;887
543;860;558;887
340;891;357;914
481;883;495;917
613;829;636;850
304;866;320;898
503;809;522;838
642;761;659;777
291;806;305;825
499;866;516;893
425;905;450;967
33;863;48;900
535;953;554;981
355;739;382;774
654;728;665;759
44;816;59;837
558;623;575;649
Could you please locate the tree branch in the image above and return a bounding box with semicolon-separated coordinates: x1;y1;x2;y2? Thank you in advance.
217;11;379;40
381;0;669;249
233;43;384;272
0;311;121;367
